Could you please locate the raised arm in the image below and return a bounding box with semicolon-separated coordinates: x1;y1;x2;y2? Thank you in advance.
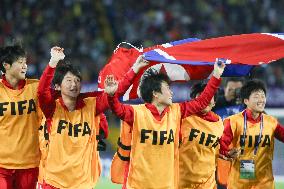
180;59;225;118
117;55;149;95
104;75;134;126
38;47;65;118
95;56;149;115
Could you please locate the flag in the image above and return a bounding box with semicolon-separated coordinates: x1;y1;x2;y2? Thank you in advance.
98;33;284;100
144;33;284;65
97;38;210;100
97;42;171;90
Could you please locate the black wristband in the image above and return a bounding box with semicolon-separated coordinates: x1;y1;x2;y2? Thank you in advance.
117;137;131;151
117;150;130;161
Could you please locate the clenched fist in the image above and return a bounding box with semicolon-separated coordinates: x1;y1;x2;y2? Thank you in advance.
49;46;65;67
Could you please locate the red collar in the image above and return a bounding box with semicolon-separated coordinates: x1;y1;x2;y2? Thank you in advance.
243;109;262;123
145;103;170;121
1;75;26;90
58;95;86;111
196;111;220;122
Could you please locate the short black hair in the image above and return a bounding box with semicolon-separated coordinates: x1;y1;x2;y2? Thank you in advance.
240;79;266;102
52;60;82;86
190;82;217;101
0;45;26;73
225;77;244;86
139;68;170;103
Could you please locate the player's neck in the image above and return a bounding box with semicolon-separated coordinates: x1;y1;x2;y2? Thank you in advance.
5;74;20;89
247;108;260;120
152;101;167;115
62;95;77;111
251;112;260;120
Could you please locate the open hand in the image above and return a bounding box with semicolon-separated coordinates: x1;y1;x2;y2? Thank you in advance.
132;55;150;73
104;75;118;96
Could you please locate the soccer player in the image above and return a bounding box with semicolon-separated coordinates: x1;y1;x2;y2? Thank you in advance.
104;60;225;189
179;83;223;189
0;45;42;189
220;79;284;189
37;47;148;189
36;113;108;189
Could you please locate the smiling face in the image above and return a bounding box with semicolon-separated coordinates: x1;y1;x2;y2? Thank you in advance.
57;72;81;99
4;57;27;80
153;81;173;106
244;89;266;113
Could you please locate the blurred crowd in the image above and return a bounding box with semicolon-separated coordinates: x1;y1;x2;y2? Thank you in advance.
0;0;284;85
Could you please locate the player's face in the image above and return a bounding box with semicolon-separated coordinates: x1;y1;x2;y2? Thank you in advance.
5;57;27;80
155;81;173;106
60;72;81;99
244;90;266;113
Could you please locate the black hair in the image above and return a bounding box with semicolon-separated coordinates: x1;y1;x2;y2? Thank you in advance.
240;79;266;102
0;45;26;73
225;77;244;86
139;68;170;103
190;82;217;102
52;60;82;86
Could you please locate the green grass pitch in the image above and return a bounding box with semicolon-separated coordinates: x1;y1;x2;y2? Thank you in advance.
94;178;284;189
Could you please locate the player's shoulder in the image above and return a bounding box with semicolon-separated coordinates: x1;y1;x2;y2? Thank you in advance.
223;112;243;125
26;78;39;85
132;104;145;109
228;111;243;120
82;95;97;103
171;103;180;109
263;113;278;123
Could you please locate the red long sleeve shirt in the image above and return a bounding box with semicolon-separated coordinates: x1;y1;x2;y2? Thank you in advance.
108;76;221;126
220;109;284;156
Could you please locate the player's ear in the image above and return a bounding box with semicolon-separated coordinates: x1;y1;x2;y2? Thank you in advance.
54;84;61;91
243;98;249;106
3;62;11;71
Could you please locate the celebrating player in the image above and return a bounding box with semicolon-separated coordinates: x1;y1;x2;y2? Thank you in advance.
105;60;225;189
0;45;42;189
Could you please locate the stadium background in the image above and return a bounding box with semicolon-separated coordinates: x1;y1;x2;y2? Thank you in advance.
1;0;284;188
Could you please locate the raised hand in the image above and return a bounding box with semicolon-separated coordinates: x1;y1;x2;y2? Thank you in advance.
104;75;118;96
49;46;65;67
132;55;150;73
212;58;227;79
